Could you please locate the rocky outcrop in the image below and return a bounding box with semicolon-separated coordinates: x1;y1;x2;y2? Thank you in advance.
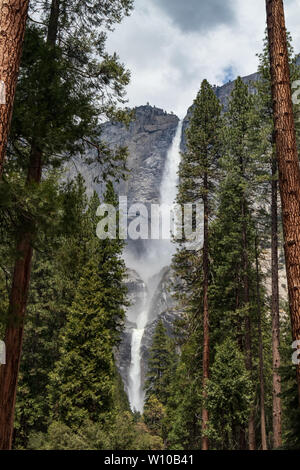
101;105;179;206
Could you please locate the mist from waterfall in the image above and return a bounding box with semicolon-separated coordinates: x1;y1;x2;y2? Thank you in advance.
126;120;183;413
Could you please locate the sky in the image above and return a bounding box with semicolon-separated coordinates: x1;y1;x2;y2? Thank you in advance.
106;0;300;119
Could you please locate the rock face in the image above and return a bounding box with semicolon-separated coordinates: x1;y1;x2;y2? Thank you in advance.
101;105;179;206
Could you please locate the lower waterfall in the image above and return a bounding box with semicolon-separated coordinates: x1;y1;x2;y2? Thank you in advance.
126;120;183;413
128;285;148;412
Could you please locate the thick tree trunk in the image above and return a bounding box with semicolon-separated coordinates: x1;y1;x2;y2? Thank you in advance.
0;146;42;449
266;0;300;403
201;172;209;451
0;0;61;448
255;236;268;450
0;0;29;176
271;156;282;448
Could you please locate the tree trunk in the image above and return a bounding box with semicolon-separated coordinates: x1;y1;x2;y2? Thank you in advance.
0;0;60;450
242;201;256;450
255;236;268;450
266;0;300;403
271;156;282;448
47;0;60;45
0;0;29;176
0;145;42;449
201;171;210;451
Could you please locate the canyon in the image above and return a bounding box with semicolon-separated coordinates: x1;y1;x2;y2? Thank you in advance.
71;65;295;412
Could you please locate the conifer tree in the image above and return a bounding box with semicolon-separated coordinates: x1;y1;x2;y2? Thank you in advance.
165;331;203;450
144;320;172;406
13;176;92;447
209;78;258;449
206;338;254;450
178;79;222;450
0;0;132;448
255;29;300;448
266;0;300;404
48;184;127;428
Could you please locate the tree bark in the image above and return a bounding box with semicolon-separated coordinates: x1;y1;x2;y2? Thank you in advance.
0;145;42;449
0;0;29;176
242;200;256;450
271;156;282;448
0;0;60;450
266;0;300;403
47;0;60;45
255;236;268;450
201;171;210;451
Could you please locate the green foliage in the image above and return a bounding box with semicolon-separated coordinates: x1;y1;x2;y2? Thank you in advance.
279;314;300;449
144;320;174;405
28;412;164;451
178;79;222;206
143;395;166;437
205;338;254;449
165;334;203;450
47;185;126;429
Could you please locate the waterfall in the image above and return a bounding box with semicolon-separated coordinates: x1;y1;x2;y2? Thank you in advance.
127;120;183;413
128;286;148;412
160;120;183;212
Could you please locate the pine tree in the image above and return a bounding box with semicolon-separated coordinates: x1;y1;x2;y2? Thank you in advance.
13;176;92;447
165;331;203;450
208;78;259;449
255;31;300;448
205;338;254;450
0;0;133;448
144;320;172;406
48;184;127;429
266;0;300;404
177;79;222;450
226;77;256;450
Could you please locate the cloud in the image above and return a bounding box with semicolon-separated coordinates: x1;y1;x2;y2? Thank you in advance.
106;0;300;118
150;0;236;32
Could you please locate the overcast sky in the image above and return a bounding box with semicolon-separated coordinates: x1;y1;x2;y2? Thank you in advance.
106;0;300;118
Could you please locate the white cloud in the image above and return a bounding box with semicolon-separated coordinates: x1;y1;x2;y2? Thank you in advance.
107;0;300;118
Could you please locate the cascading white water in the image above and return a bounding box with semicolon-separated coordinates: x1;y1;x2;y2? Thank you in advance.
160;120;183;212
127;120;183;413
128;286;148;412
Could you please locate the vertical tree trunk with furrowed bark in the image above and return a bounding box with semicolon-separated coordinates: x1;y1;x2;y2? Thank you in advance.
255;236;268;450
0;0;60;449
241;188;255;450
201;171;209;451
266;0;300;404
0;0;29;177
271;156;282;448
0;146;42;449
